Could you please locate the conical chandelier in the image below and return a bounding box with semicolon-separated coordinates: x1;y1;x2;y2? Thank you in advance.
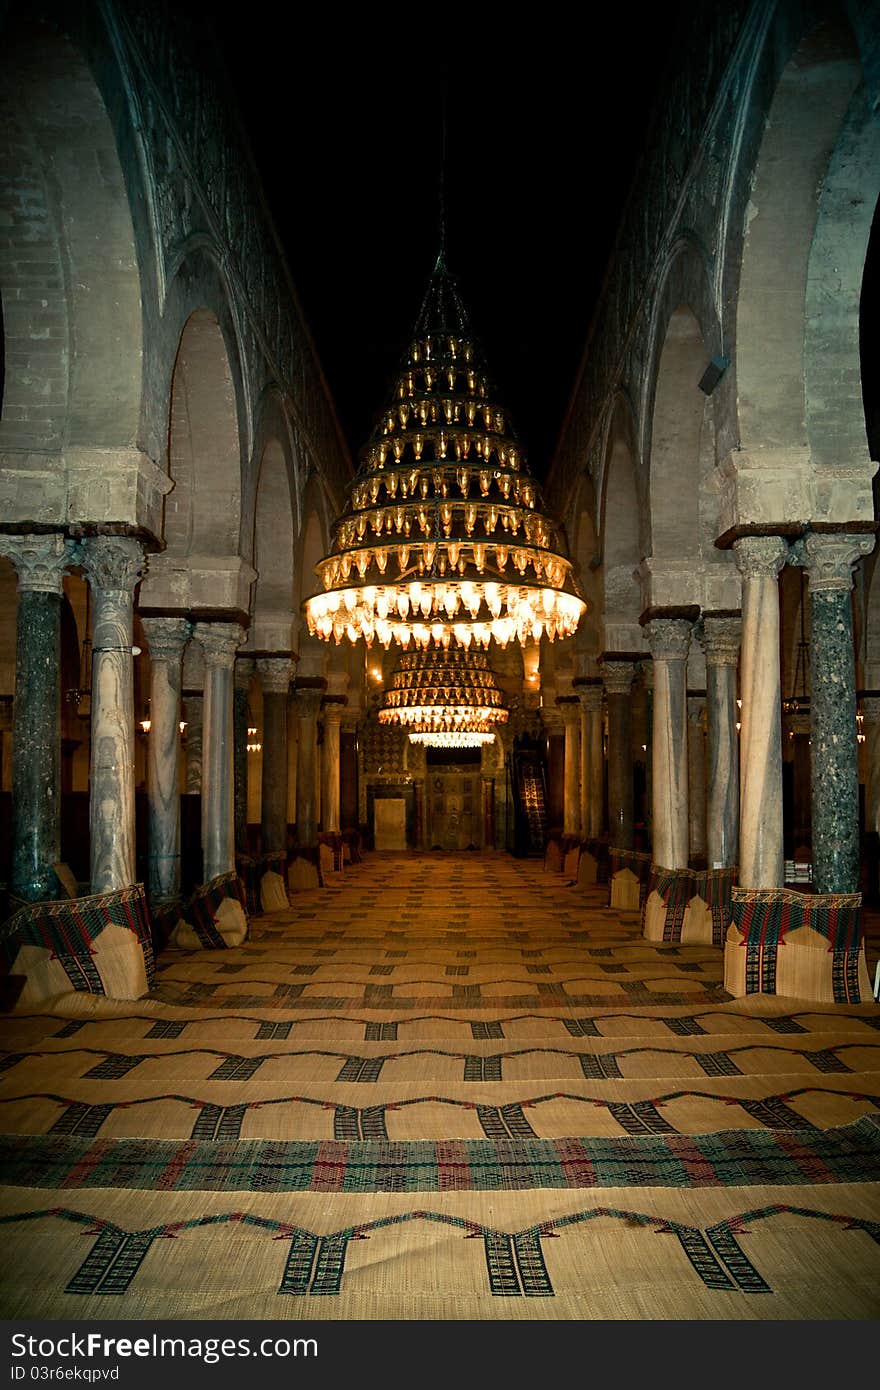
379;647;508;748
304;254;586;652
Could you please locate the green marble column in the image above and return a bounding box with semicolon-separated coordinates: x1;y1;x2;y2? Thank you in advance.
1;536;79;901
802;535;873;895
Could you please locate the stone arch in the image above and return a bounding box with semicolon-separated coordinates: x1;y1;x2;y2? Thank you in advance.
736;16;876;465
0;17;143;454
293;475;333;618
597;393;643;648
566;473;601;671
163;307;242;560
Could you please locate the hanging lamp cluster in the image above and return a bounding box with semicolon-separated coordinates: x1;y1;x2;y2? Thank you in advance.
378;647;508;747
304;256;586;652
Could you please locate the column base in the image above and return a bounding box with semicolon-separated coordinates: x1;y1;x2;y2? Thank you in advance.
725;887;871;1003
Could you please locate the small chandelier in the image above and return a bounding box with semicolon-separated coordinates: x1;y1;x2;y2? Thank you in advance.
304;255;586;652
379;647;508;746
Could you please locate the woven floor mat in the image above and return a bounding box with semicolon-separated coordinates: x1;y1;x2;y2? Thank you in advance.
2;851;879;1319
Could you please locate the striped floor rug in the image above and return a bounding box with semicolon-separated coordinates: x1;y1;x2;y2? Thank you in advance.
2;852;879;1319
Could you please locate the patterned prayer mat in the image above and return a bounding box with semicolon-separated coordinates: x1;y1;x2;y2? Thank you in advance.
1;852;879;1320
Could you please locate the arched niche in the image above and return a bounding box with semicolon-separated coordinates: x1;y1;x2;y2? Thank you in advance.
0;18;143;454
736;17;876;465
252;437;295;645
598;395;643;647
164;308;242;559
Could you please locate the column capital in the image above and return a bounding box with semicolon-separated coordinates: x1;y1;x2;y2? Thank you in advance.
575;681;603;714
292;687;324;718
234;657;255;691
644;617;692;662
140;615;191;664
193;621;245;669
600;659;636;696
794;532;874;593
556;695;581;727
321;697;346;725
0;534;79;593
80;536;145;593
733;534;789;580
256;656;295;694
701;613;742;666
859;694;880;722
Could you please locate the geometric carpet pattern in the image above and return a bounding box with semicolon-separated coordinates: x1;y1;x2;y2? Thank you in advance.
1;852;879;1319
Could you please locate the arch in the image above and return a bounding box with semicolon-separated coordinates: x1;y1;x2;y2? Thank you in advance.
164;308;242;559
0;18;142;454
292;475;332;618
736;17;874;462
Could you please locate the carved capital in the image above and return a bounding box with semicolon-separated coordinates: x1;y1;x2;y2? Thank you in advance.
193;621;245;670
257;656;296;695
556;696;581;728
600;660;636;697
644;617;692;663
140;616;191;665
796;533;875;593
292;688;324;720
576;683;603;714
859;696;880;724
0;534;79;593
80;536;145;594
732;535;789;581
701;614;742;667
234;657;255;691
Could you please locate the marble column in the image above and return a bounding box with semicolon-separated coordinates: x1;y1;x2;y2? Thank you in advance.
257;657;294;854
687;695;707;863
601;661;635;849
801;534;872;895
140;617;191;905
293;688;323;847
645;619;692;871
1;534;78;900
558;697;581;836
701;615;741;868
321;699;344;834
862;695;880;839
193;622;244;882
734;536;788;889
184;695;203;794
576;681;604;840
233;660;253;853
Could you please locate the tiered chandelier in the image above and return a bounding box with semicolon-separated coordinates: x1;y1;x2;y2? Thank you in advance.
379;647;508;748
304;255;586;652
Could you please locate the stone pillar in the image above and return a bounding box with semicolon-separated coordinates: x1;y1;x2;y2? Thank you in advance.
687;695;707;863
257;657;294;855
558;696;581;836
1;534;78;900
801;534;872;895
601;661;635;848
482;776;496;849
233;660;253;853
734;536;788;889
645;619;692;871
193;622;243;882
862;695;880;839
321;698;344;834
576;681;603;840
184;695;203;794
642;661;654;844
140;617;190;904
293;687;323;847
80;538;144;894
701;615;741;868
